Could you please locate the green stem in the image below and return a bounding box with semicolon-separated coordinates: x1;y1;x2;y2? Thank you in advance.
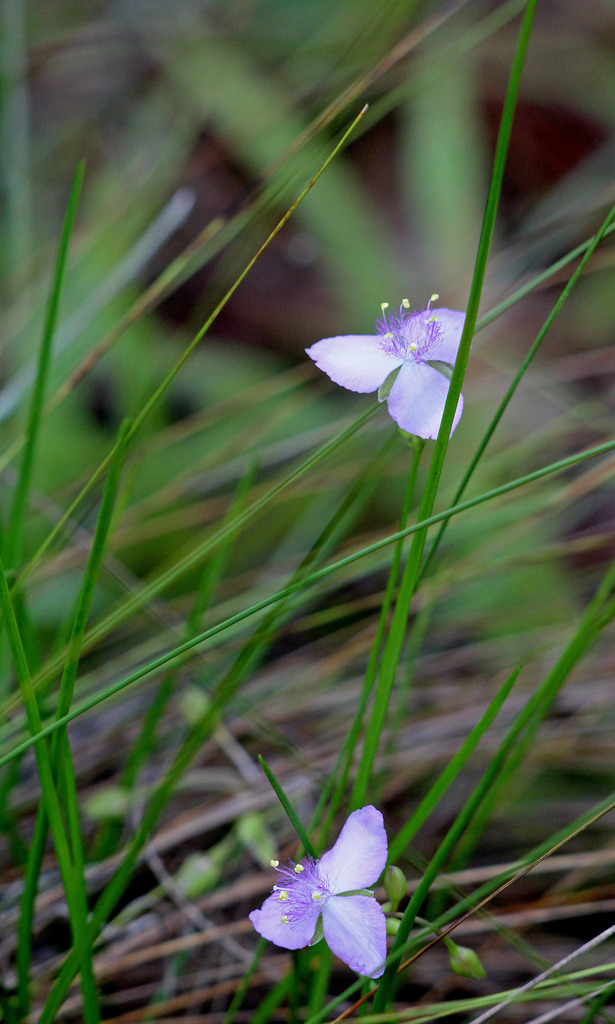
6;162;84;570
371;0;539;1008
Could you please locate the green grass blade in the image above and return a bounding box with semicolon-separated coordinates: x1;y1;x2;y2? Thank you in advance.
5;161;85;570
259;755;317;858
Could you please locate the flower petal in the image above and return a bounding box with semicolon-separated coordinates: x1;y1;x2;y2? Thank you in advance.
249;892;320;950
306;336;399;393
386;362;463;439
318;806;387;893
430;308;466;365
322;894;387;977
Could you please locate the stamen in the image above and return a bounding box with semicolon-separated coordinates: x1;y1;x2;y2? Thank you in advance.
312;891;322;901
277;890;289;901
294;864;304;874
272;885;279;891
427;293;439;310
280;915;289;924
270;859;279;868
380;302;389;313
384;332;394;340
402;298;410;309
409;342;418;352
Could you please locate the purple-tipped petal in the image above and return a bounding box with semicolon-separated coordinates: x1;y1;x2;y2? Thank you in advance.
249;891;319;950
319;806;387;893
430;308;466;365
306;336;399;394
386;362;463;440
322;894;387;978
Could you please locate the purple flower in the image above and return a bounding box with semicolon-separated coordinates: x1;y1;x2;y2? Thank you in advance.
249;805;387;977
306;297;466;440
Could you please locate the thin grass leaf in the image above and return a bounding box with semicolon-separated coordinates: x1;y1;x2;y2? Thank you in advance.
5;161;84;569
259;755;317;858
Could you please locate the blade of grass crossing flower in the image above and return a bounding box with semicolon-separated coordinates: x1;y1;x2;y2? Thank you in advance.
5;161;84;571
0;552;100;1023
420;200;615;586
16;421;130;1015
351;0;538;823
259;755;317;858
2;433;615;772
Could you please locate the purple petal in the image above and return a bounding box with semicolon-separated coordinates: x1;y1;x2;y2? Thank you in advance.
322;894;387;978
306;336;399;393
430;308;466;365
249;891;320;950
318;806;387;893
386;362;463;440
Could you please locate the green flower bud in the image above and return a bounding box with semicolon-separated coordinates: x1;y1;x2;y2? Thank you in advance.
445;938;487;979
386;917;400;936
383;865;407;911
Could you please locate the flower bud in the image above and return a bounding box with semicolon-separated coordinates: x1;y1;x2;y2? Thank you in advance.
386;917;400;936
445;938;486;979
383;865;407;911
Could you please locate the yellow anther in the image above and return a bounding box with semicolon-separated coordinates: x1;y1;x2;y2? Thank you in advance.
380;302;389;313
429;293;439;305
270;859;279;868
312;891;322;901
384;332;394;340
402;298;410;309
294;864;304;874
277;890;289;901
281;915;289;924
409;342;418;352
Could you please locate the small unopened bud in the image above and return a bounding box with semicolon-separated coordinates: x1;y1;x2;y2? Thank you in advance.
445;938;487;979
384;866;407;911
386;917;400;936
